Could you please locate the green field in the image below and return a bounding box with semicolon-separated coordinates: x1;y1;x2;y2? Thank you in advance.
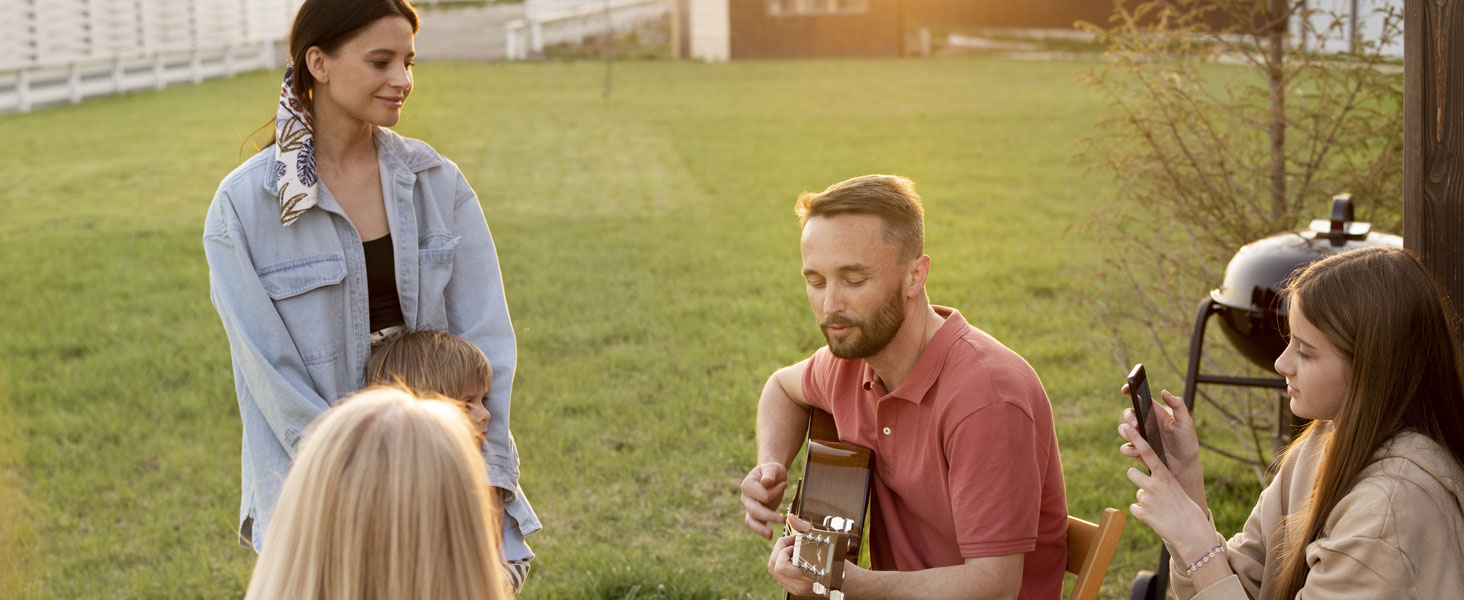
0;57;1271;599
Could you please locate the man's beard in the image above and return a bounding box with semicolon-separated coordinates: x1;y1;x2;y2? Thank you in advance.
821;287;906;360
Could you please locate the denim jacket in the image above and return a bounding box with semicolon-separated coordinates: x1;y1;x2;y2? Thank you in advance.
203;127;540;550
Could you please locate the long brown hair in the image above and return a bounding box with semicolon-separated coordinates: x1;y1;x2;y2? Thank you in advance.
1272;246;1464;597
256;0;419;149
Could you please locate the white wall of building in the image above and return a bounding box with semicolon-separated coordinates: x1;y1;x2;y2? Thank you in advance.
686;0;728;62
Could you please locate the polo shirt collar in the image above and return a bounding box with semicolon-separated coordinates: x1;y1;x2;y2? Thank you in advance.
862;305;966;403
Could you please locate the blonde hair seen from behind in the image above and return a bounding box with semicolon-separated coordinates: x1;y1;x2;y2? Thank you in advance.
244;387;508;600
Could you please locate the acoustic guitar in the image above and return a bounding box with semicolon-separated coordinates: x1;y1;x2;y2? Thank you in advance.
785;407;874;600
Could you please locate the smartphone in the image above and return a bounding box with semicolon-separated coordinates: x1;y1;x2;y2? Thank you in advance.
1127;364;1168;469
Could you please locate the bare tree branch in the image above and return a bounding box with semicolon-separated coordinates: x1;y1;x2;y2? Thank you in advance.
1081;0;1402;478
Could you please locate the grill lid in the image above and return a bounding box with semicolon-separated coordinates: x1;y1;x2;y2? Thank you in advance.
1210;194;1402;315
1208;194;1401;368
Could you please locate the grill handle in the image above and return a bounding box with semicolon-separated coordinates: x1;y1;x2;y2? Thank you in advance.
1311;193;1371;246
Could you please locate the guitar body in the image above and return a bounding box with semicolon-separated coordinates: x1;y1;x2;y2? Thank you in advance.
786;407;873;600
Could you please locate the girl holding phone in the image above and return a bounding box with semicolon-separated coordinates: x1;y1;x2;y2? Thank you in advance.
1118;246;1464;598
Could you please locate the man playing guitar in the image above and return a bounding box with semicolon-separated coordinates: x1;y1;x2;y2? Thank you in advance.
740;175;1068;599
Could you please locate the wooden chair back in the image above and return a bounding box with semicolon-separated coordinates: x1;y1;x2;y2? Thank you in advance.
1065;507;1127;600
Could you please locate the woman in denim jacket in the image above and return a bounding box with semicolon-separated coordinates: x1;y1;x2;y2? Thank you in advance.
202;0;539;562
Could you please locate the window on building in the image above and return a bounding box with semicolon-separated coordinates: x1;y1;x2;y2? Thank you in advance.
766;0;870;17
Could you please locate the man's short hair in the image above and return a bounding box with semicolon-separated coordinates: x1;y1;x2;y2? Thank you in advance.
794;174;925;261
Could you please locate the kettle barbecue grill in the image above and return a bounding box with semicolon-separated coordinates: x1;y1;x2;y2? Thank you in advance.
1130;194;1402;600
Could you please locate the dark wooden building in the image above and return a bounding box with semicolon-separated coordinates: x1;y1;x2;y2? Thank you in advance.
904;0;1117;29
697;0;1196;61
727;0;905;59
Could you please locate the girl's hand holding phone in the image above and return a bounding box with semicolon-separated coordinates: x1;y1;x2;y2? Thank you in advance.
1119;385;1205;508
1118;421;1222;576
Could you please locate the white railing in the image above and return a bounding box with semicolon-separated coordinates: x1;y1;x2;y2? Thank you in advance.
0;0;302;114
505;0;668;60
1295;0;1403;59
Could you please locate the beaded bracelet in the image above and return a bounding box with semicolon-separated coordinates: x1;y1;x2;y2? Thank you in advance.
1185;542;1226;575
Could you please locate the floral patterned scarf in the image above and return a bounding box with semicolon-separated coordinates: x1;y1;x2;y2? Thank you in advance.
275;64;318;227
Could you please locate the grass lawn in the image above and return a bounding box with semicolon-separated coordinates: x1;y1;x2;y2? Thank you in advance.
0;56;1273;599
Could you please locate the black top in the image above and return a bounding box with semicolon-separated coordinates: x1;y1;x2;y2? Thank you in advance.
363;234;405;333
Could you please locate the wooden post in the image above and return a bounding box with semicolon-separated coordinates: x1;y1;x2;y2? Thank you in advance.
18;69;31;113
189;0;202;84
1404;0;1464;318
897;0;906;57
669;0;680;60
69;63;82;104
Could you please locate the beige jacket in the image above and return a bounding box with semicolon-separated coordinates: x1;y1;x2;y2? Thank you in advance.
1169;423;1464;600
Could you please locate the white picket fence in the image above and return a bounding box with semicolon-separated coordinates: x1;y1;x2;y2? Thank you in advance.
505;0;668;59
0;0;303;114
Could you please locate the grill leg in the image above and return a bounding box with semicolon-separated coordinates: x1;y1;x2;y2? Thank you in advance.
1182;298;1220;411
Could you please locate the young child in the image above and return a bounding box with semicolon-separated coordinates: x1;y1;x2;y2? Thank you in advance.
367;330;535;596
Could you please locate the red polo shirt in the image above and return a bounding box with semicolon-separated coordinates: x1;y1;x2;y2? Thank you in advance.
801;307;1067;600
